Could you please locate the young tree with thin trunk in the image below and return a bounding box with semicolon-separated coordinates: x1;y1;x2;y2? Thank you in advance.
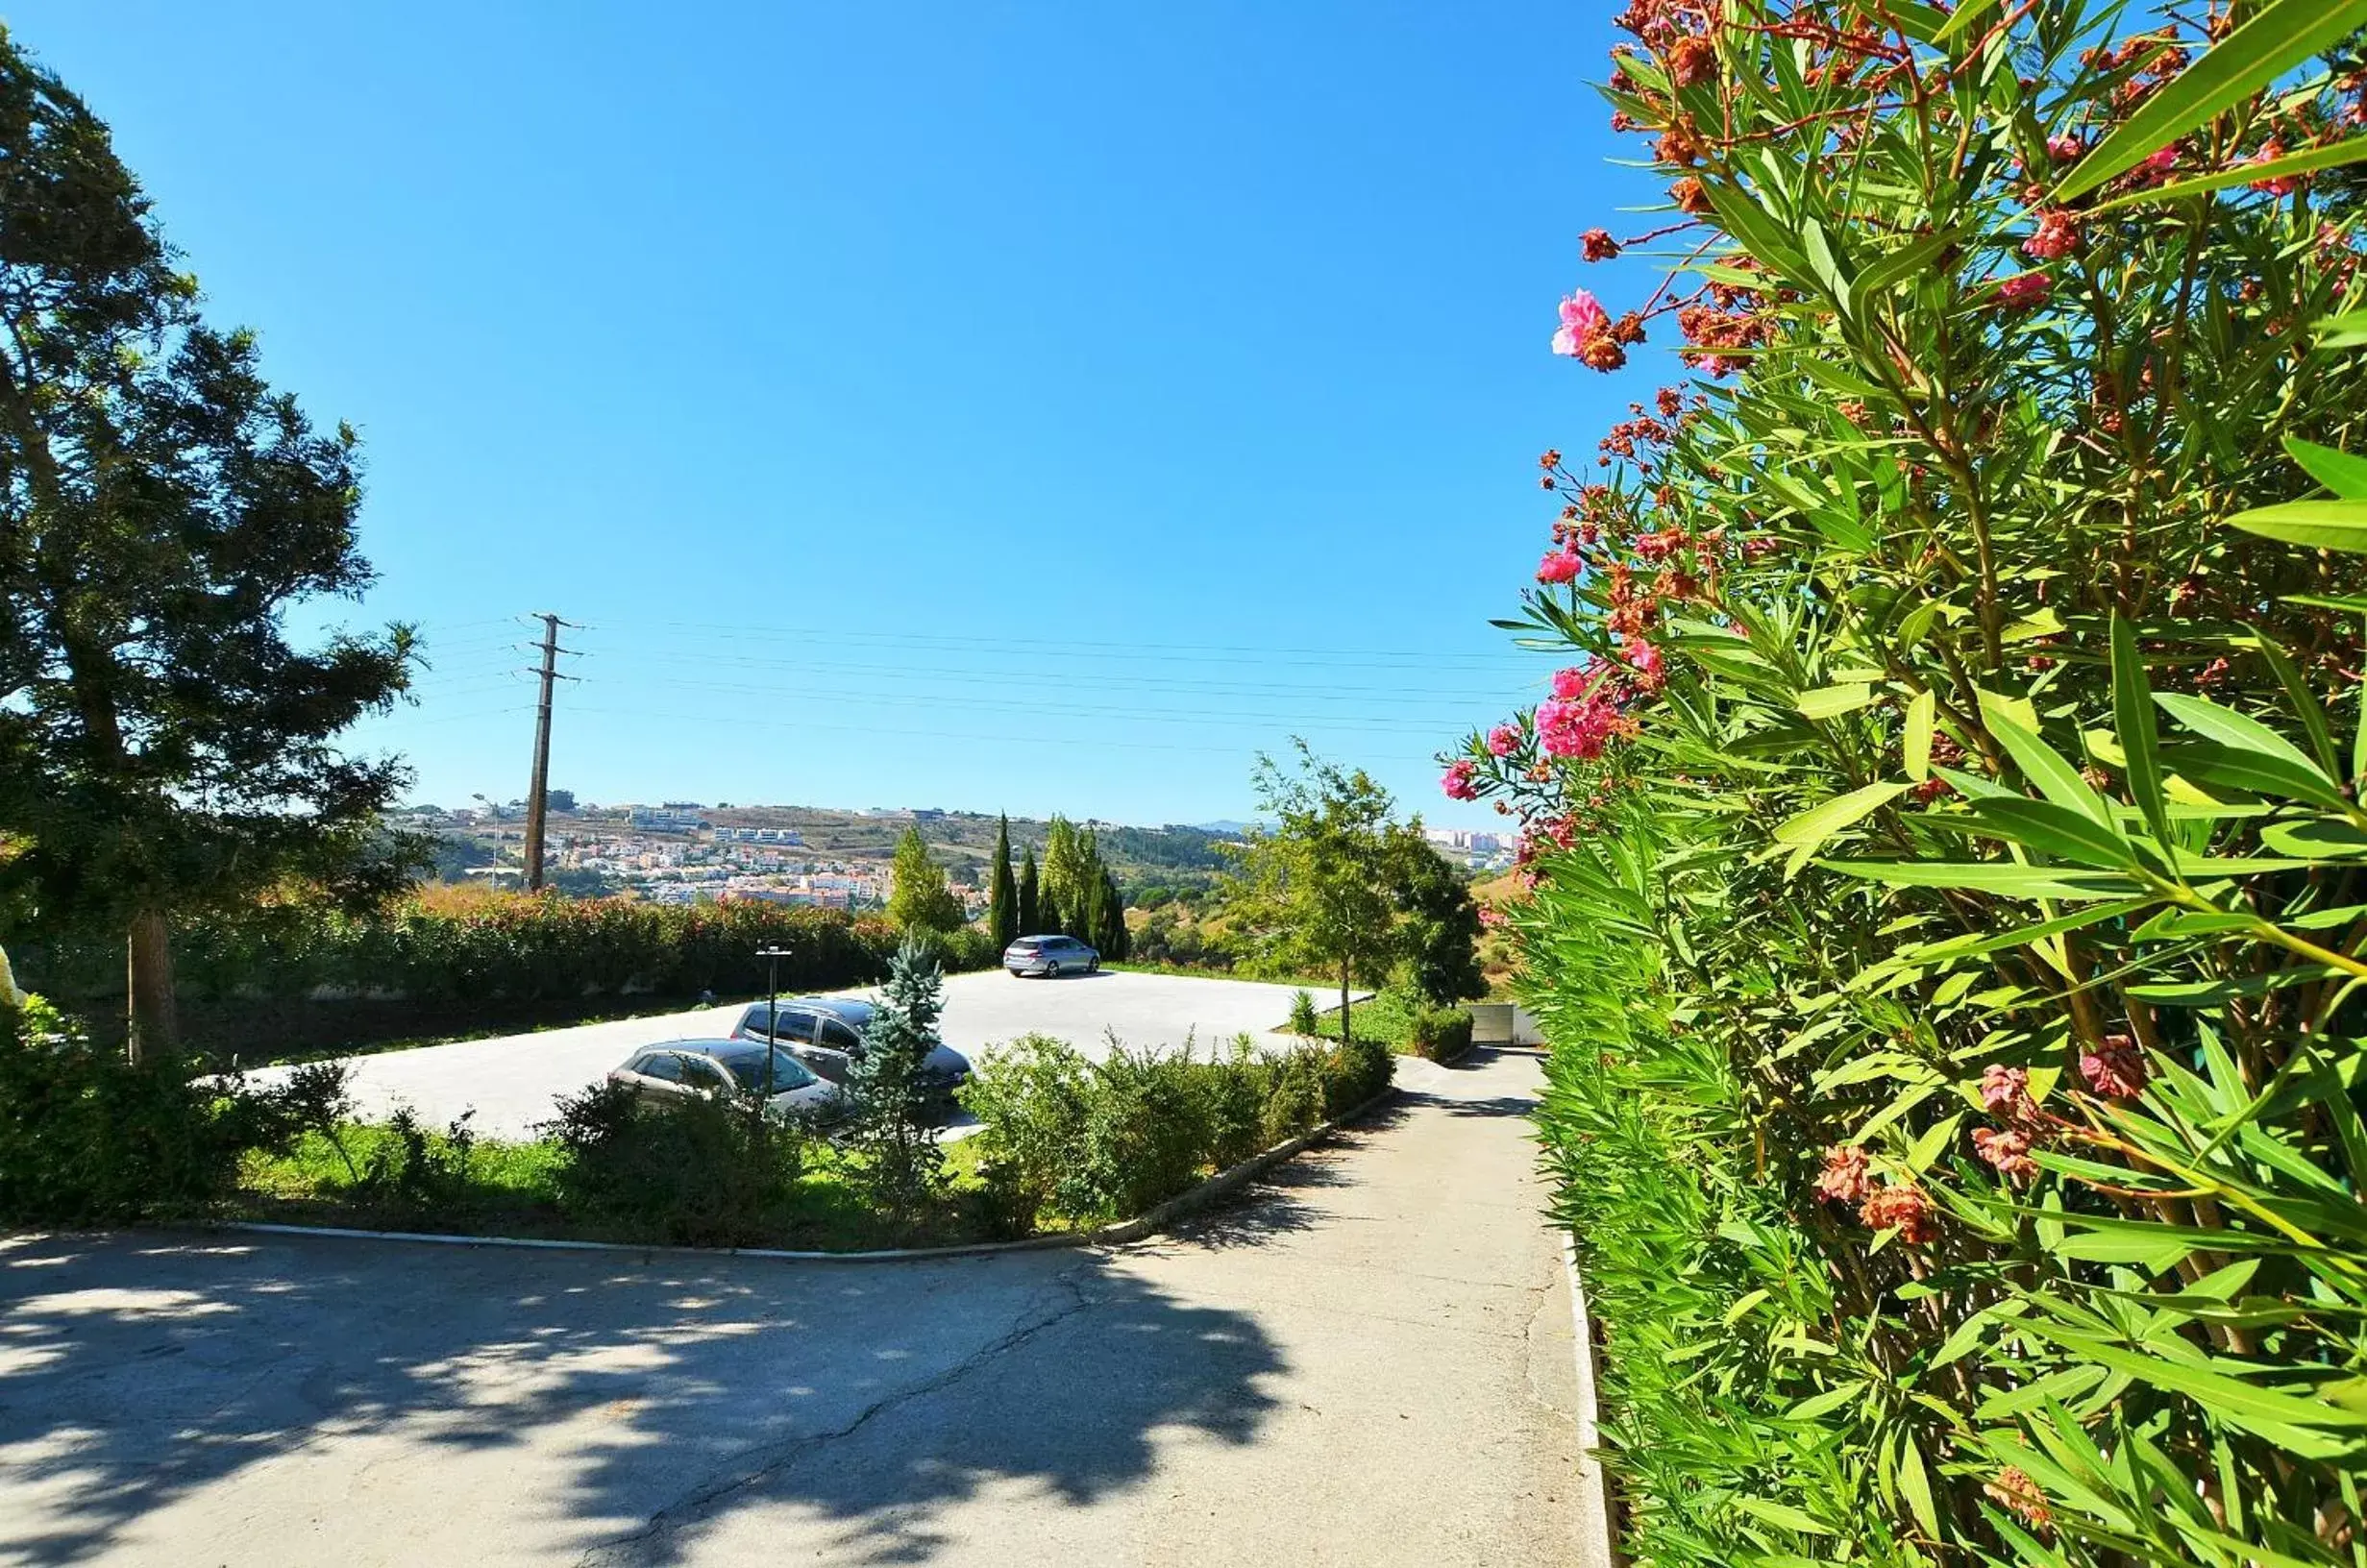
0;34;415;1060
885;826;962;934
1225;742;1403;1047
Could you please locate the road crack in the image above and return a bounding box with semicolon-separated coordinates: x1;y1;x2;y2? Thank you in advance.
576;1263;1095;1566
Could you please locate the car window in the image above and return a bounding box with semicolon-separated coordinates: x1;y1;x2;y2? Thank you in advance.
718;1045;813;1093
635;1052;682;1083
774;1009;818;1043
679;1056;732;1092
740;1005;777;1038
818;1018;861;1052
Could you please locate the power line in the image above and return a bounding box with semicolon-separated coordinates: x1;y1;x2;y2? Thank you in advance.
647;622;1530;668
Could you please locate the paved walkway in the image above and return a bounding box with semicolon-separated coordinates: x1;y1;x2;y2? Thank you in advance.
0;1049;1582;1566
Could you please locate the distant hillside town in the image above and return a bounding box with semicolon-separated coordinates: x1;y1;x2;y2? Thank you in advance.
400;797;1509;908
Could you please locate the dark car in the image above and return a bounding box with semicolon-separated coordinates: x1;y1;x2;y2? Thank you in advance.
605;1037;842;1119
1002;934;1099;978
731;995;972;1114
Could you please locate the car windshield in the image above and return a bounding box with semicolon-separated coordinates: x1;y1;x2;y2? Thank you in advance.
713;1044;814;1093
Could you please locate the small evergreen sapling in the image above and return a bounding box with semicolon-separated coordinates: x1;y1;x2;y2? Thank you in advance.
843;935;949;1224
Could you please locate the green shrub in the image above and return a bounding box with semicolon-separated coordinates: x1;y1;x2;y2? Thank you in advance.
542;1080;804;1247
961;1031;1393;1232
0;994;325;1224
1405;1005;1473;1063
350;1106;482;1221
1287;989;1319;1037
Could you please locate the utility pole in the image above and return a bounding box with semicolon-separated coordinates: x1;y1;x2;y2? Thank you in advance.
522;611;579;892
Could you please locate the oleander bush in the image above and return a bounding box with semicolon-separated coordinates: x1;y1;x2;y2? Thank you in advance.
960;1032;1392;1232
1447;3;2367;1562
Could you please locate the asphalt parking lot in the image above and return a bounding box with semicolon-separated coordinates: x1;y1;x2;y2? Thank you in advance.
2;1049;1580;1567
253;969;1361;1140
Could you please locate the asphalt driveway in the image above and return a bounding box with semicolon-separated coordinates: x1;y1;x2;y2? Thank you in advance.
252;970;1358;1141
0;1048;1581;1567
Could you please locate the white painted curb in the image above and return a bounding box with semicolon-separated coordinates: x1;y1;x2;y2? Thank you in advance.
1562;1231;1621;1568
212;1084;1402;1265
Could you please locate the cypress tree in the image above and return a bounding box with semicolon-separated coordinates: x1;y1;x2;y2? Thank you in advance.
1017;848;1041;934
1099;867;1131;960
987;816;1018;950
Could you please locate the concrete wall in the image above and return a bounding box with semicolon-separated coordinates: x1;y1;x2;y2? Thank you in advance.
1466;1002;1543;1047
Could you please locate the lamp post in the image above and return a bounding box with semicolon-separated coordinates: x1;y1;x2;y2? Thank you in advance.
756;944;792;1115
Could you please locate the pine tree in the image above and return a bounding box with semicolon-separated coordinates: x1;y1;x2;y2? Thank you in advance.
0;38;416;1059
1017;848;1041;934
842;935;947;1226
987;816;1019;951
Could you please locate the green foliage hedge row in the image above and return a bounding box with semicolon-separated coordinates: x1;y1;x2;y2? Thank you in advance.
16;894;906;1006
960;1033;1393;1232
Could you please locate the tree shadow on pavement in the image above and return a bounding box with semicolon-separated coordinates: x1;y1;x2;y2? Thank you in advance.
0;1227;1284;1565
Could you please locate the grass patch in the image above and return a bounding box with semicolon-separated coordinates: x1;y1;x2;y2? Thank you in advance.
234;1119;996;1252
1299;989;1417;1050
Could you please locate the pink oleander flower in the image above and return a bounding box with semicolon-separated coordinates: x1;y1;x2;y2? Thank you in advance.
1478;905;1509;929
2142;142;2180;176
1979;1064;2032;1117
2250;137;2301;196
1860;1182;1939;1244
1488;724;1521;757
1551;664;1600;700
1814;1143;1871;1203
1537;549;1582;584
1623;641;1664;693
1972;1125;2038;1181
2022;209;2081;261
1553;289;1610;356
1535;689;1632;761
1997;272;2052;310
2046;134;2085;162
2081;1033;2147;1097
1441;759;1479;801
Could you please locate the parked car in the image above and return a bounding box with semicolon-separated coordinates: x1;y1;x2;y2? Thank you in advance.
1002;934;1098;978
730;995;972;1115
605;1037;843;1120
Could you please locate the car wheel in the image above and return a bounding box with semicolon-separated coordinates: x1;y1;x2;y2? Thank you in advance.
1088;959;1099;973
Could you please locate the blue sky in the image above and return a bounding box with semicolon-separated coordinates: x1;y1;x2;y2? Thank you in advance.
9;2;1664;828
